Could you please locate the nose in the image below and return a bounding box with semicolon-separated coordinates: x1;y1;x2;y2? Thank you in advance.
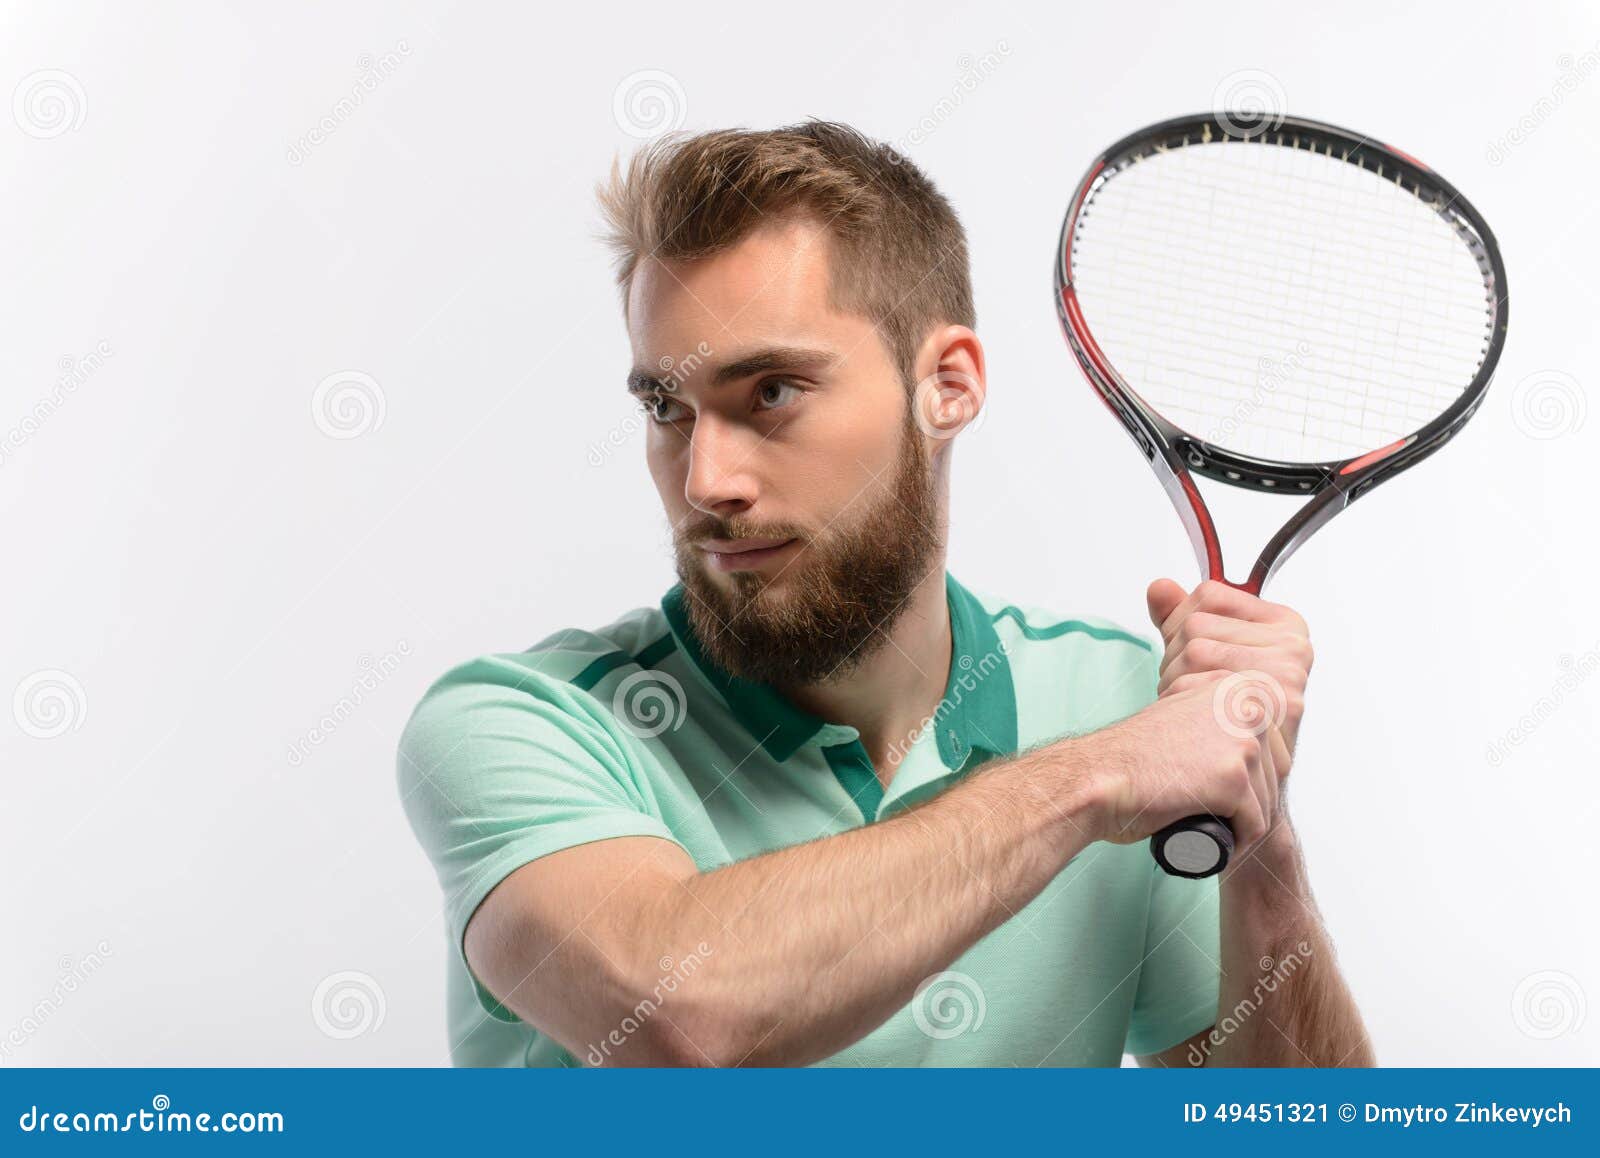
683;413;758;517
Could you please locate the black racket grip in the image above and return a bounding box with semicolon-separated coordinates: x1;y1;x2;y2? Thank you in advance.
1151;814;1234;878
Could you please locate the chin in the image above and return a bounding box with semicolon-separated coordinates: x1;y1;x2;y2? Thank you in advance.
705;553;803;588
726;569;793;600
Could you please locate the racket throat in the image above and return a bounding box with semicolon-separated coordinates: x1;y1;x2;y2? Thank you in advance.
1149;446;1257;592
1158;445;1349;594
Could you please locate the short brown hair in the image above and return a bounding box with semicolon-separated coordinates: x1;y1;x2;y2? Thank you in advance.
597;120;975;385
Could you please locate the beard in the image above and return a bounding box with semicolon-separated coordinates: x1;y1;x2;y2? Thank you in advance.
673;418;943;687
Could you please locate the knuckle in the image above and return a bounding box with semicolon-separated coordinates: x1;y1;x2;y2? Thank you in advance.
1269;601;1308;632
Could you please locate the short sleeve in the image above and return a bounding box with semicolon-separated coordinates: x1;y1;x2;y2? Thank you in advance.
396;656;685;1021
1124;865;1222;1057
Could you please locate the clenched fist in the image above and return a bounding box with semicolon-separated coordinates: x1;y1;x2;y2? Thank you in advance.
1066;580;1313;856
1147;578;1313;761
1076;674;1285;851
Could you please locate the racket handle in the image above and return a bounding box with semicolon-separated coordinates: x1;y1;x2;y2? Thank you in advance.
1151;815;1233;878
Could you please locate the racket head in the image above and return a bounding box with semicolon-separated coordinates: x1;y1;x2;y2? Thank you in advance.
1057;113;1507;509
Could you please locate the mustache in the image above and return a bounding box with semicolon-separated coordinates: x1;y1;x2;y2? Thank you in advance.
677;517;808;546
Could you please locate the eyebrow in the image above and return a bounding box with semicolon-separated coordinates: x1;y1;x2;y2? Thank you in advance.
626;345;839;394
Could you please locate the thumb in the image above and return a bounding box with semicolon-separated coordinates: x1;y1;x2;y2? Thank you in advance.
1145;578;1188;638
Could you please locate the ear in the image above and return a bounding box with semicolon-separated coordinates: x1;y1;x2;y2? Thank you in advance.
910;326;986;446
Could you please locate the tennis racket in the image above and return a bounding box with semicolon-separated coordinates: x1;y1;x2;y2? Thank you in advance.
1055;112;1507;878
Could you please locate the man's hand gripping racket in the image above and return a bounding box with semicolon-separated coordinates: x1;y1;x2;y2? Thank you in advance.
1056;113;1508;878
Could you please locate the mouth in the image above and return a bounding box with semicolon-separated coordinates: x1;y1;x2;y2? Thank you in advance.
699;536;801;573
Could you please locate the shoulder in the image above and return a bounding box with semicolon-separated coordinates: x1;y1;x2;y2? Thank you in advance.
959;581;1159;733
416;603;672;701
396;603;677;779
961;582;1156;662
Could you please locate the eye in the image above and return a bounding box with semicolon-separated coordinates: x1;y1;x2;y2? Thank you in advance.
754;378;803;412
639;391;691;424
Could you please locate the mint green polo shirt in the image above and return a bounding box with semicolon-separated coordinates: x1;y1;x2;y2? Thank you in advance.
397;573;1219;1067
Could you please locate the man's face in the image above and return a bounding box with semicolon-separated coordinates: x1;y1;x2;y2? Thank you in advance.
626;216;943;686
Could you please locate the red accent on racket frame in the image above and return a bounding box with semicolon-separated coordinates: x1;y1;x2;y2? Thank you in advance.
1339;435;1416;476
1384;144;1429;171
1060;285;1227;585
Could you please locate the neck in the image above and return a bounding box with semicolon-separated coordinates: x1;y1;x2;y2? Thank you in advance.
778;565;952;781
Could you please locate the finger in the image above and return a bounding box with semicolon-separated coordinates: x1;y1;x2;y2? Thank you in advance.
1258;727;1294;844
1146;578;1188;641
1161;613;1289;667
1241;732;1272;841
1158;641;1301;693
1229;788;1269;851
1153;581;1261;649
1165;580;1306;633
1265;724;1292;786
1257;730;1279;824
1162;669;1231;698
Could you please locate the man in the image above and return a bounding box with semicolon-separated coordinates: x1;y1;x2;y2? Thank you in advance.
398;121;1371;1067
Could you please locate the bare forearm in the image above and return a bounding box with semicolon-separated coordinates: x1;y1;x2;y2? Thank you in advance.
1204;823;1373;1067
633;742;1097;1065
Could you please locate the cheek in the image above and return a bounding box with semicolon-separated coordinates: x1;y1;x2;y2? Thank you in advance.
776;421;889;506
646;439;687;510
824;401;908;487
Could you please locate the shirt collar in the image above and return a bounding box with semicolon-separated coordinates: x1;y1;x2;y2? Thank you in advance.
936;573;1019;772
660;573;1017;771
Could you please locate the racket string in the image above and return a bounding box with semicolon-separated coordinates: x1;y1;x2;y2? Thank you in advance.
1070;138;1493;462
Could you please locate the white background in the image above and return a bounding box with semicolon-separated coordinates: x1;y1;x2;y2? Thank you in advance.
3;0;1596;1066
